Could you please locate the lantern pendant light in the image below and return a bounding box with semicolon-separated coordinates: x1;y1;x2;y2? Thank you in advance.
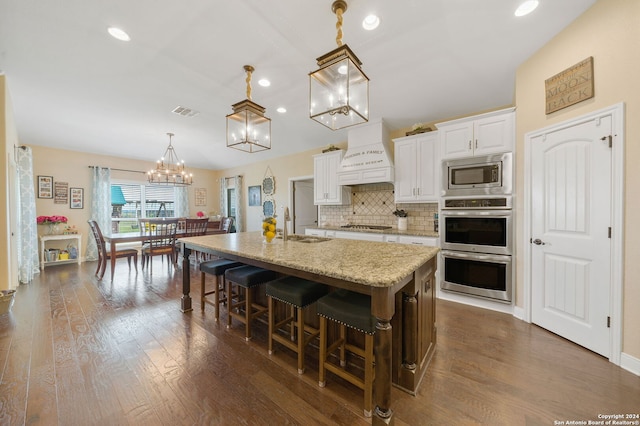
309;0;369;131
226;65;272;153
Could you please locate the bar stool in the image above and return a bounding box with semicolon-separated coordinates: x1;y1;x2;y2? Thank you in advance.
200;259;244;320
266;276;329;374
226;265;278;341
317;289;376;418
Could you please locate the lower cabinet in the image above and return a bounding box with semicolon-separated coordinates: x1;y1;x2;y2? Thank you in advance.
305;229;439;247
334;231;384;242
392;255;437;393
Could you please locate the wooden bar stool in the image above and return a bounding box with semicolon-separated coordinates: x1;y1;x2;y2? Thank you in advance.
225;265;278;341
266;276;329;374
200;259;244;320
317;289;376;418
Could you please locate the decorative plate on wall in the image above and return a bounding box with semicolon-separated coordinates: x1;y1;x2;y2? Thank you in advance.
263;199;275;217
262;176;275;196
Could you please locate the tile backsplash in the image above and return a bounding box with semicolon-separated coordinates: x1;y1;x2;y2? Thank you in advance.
318;183;438;232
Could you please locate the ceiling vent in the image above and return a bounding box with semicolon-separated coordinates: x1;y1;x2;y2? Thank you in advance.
172;106;200;117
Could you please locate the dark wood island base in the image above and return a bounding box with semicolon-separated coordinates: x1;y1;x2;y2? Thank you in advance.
179;232;439;425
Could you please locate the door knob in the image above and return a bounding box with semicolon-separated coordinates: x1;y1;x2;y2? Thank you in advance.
531;238;545;245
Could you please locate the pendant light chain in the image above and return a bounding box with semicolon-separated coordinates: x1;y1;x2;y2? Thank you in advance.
335;6;344;46
244;65;254;100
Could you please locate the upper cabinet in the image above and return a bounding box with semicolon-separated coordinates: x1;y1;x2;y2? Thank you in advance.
437;108;515;160
313;150;352;205
393;132;440;203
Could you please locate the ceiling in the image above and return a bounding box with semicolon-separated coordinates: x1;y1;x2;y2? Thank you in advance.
0;0;597;171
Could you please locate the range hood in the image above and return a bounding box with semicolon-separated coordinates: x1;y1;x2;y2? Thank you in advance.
337;119;395;185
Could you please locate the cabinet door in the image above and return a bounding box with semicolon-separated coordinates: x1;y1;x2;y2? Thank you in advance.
324;152;343;203
440;122;473;159
474;112;514;155
393;139;418;202
415;133;439;202
313;154;328;204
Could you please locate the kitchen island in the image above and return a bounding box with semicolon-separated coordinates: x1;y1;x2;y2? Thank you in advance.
178;231;439;425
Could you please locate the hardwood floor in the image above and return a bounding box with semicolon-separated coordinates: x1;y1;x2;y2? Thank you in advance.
1;260;638;425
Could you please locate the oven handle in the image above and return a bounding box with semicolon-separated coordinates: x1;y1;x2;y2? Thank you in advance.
440;209;512;216
441;250;512;263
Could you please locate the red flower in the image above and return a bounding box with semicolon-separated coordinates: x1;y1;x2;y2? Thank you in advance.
36;215;68;224
196;211;205;218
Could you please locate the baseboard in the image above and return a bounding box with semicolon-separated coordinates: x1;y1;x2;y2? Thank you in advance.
620;352;640;376
512;305;525;321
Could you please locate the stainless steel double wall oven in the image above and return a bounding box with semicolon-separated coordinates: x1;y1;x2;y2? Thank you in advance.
440;153;514;303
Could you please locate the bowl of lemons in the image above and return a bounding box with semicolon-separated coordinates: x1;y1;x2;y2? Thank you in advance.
262;216;277;243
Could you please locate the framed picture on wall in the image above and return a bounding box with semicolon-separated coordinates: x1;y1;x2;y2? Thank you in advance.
195;188;206;206
54;181;69;204
37;175;53;199
248;185;261;206
70;187;84;209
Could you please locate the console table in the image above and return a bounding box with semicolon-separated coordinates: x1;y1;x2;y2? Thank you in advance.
40;234;82;270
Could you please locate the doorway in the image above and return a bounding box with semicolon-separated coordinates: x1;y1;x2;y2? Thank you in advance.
524;103;624;363
289;177;317;235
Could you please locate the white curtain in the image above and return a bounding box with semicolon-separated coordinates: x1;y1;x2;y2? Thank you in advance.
234;175;244;232
220;178;228;217
15;146;40;283
86;167;111;261
175;186;189;217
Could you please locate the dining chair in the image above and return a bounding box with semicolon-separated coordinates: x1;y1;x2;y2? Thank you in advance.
181;217;209;263
221;217;234;233
87;220;138;280
139;218;179;275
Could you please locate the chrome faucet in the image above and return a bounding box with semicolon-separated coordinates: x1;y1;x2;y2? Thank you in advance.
283;206;291;241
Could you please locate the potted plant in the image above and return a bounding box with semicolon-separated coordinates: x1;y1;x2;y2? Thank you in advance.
393;209;408;231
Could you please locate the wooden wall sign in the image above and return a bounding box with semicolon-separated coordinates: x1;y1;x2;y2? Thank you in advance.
545;57;594;114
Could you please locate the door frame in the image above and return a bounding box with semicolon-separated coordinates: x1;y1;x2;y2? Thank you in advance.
523;102;625;365
288;175;316;234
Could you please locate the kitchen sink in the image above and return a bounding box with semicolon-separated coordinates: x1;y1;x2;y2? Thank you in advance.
285;235;331;243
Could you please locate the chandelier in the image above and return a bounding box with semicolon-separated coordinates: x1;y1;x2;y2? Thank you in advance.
226;65;271;153
309;0;369;130
147;132;193;186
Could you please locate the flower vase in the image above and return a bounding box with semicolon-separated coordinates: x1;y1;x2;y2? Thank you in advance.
397;217;408;231
47;223;60;235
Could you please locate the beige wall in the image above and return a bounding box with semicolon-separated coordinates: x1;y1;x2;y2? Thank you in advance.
30;145;219;257
214;145;337;232
515;0;640;358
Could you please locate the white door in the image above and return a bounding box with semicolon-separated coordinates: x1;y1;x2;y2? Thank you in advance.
531;115;612;357
293;180;317;234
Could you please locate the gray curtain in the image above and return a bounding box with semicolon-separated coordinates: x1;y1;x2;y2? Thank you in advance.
175;186;189;217
15;146;40;283
86;167;111;261
234;175;244;232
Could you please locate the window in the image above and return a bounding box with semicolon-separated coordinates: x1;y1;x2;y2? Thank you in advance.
227;188;236;220
111;183;176;232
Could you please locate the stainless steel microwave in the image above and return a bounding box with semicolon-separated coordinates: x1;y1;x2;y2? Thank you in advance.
442;152;512;197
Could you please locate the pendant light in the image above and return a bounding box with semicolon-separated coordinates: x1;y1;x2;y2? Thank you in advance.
226;65;272;153
309;0;369;130
147;132;193;186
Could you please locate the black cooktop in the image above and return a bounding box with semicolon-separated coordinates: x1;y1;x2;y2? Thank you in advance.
340;224;392;230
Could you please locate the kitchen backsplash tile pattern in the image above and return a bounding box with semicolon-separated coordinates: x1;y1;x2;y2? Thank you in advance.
318;183;438;232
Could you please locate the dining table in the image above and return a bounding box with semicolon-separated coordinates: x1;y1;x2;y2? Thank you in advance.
178;231;439;425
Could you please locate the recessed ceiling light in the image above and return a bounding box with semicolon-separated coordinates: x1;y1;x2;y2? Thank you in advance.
276;107;287;113
362;14;380;30
107;27;130;41
258;78;271;87
515;0;539;17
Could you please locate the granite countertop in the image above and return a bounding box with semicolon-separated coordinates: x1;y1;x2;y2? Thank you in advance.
310;225;439;238
180;231;439;288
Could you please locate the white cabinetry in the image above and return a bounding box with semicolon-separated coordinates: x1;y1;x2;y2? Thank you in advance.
313;150;352;205
393;132;439;203
40;234;82;270
334;231;384;242
397;235;438;246
437;108;515;160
